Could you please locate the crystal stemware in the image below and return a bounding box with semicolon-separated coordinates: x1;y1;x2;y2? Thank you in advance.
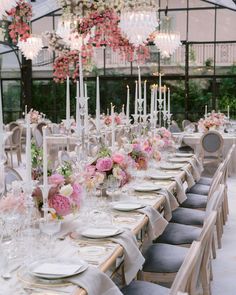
39;217;61;256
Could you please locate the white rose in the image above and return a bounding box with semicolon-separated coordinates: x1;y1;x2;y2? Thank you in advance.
59;184;73;197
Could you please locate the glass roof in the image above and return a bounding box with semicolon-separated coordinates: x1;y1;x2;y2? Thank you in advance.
203;0;236;10
31;0;60;21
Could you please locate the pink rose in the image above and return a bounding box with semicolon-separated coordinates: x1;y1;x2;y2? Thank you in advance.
49;174;65;186
112;153;125;165
115;116;121;125
48;194;71;216
96;157;113;172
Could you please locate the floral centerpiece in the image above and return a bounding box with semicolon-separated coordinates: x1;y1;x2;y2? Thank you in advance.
47;162;83;218
156;127;174;148
85;147;130;188
128;142;149;170
104;114;122;126
198;111;226;132
29;109;42;124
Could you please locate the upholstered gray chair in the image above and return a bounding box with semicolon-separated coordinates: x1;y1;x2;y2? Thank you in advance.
121;241;200;295
5;126;22;167
200;131;223;167
182;120;191;130
5;166;22;187
142;212;216;295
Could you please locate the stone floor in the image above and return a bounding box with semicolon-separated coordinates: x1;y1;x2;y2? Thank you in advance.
211;173;236;295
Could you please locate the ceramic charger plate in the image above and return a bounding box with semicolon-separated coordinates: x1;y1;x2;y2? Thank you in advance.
112;202;145;212
132;183;161;192
81;227;123;239
160;163;184;170
28;258;88;280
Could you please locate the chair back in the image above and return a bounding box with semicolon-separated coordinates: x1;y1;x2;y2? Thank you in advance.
208;170;224;199
8;122;19;131
170;241;201;295
36;122;47;135
169;124;182;133
50;123;60;134
200;131;223;154
188;211;217;294
58;151;71;165
4;166;22;187
182;120;191;130
34;128;43;147
206;184;225;217
11;126;22;146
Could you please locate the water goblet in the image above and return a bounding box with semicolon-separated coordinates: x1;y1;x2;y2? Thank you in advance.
39;217;61;257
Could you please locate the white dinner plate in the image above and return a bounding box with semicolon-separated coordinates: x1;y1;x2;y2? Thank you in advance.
81;227;123;239
133;183;161;192
160;163;184;170
175;153;194;157
28;258;88;279
147;172;173;180
169;157;190;163
112;202;145;211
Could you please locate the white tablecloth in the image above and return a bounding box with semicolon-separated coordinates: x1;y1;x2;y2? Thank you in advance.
182;133;236;173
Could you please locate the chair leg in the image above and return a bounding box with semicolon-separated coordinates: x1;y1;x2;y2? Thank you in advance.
216;214;222;249
212;235;216;259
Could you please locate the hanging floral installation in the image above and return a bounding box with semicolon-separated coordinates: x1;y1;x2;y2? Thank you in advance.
47;4;150;83
7;0;32;43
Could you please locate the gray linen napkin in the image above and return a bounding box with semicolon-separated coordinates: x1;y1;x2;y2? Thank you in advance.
181;166;195;188
69;266;123;295
193;155;204;173
189;159;201;181
172;176;187;204
138;206;168;240
158;189;179;221
110;229;145;285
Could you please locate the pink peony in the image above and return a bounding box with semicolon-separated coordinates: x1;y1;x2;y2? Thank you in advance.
48;194;71;216
96;157;113;172
49;174;65;186
112;153;125;165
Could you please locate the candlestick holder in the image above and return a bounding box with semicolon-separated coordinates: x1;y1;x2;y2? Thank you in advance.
157;98;164;127
162;110;168;128
132;114;139;125
167;113;173;128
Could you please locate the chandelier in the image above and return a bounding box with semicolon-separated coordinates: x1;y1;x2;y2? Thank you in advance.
154;31;181;58
153;6;181;58
18;35;43;60
0;0;16;18
119;1;159;47
56;15;76;44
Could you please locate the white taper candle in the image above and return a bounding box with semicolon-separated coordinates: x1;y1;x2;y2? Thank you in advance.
96;76;101;132
126;85;130;125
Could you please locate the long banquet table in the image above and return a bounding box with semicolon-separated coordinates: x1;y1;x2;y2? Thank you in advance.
0;159;198;294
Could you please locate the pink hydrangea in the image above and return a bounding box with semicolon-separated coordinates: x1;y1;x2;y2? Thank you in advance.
49;174;65;186
48;194;71;216
96;157;113;172
112;153;125;165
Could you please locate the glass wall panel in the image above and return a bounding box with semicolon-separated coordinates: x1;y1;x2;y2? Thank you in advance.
216;9;236;41
2;80;21;123
189;10;214;42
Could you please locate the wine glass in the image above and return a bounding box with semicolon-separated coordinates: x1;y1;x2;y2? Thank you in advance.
106;175;120;202
39;218;61;256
